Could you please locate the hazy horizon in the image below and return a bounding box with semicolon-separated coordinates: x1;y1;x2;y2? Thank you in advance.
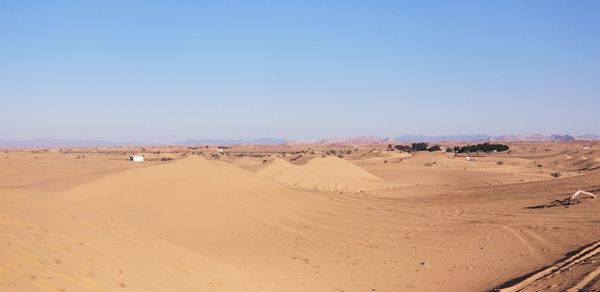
1;133;597;147
2;1;599;143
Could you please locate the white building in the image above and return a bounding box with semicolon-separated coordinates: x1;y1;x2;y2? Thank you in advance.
129;155;144;162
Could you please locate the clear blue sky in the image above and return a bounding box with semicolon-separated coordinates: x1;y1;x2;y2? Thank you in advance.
1;1;599;142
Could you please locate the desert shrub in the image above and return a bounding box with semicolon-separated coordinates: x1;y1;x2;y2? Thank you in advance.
412;142;429;151
427;145;441;152
394;144;412;152
262;159;267;163
455;143;509;153
496;160;504;165
337;154;344;158
383;160;388;163
160;157;173;161
550;170;562;177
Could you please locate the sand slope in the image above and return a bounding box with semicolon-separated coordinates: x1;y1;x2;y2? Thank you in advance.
256;156;388;192
0;188;244;292
3;144;600;291
58;156;309;251
53;155;399;291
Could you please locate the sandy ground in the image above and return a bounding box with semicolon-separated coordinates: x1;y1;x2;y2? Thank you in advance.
1;142;600;291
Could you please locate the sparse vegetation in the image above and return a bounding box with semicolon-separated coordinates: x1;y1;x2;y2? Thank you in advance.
453;143;509;153
412;142;429;151
427;145;441;152
496;160;504;166
392;142;430;152
550;170;562;177
393;144;412;152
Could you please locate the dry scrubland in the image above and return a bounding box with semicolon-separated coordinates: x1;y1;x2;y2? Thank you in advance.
1;141;600;291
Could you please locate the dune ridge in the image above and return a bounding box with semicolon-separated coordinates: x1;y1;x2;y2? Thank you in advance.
3;142;600;291
57;156;312;251
256;156;389;193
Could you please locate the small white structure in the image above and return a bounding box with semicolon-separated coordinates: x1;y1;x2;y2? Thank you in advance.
129;155;144;162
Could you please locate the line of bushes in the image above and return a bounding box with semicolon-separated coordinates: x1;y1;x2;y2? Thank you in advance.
388;142;441;152
449;143;509;153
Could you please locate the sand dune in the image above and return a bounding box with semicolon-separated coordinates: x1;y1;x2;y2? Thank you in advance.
3;142;600;291
256;156;389;193
0;188;244;292
57;156;311;251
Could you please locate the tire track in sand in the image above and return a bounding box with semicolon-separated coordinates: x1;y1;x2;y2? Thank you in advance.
497;240;600;292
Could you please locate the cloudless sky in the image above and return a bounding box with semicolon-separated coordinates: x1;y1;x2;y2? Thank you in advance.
1;0;599;142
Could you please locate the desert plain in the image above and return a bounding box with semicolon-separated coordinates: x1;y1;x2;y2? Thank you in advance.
1;141;600;292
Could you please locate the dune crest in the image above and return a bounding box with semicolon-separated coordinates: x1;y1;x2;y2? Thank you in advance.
256;156;389;193
57;156;308;252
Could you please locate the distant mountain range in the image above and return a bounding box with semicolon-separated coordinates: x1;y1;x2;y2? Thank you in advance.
394;134;494;142
394;134;596;143
495;134;577;142
308;135;395;145
576;134;600;141
0;137;133;148
1;134;599;148
173;138;288;145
